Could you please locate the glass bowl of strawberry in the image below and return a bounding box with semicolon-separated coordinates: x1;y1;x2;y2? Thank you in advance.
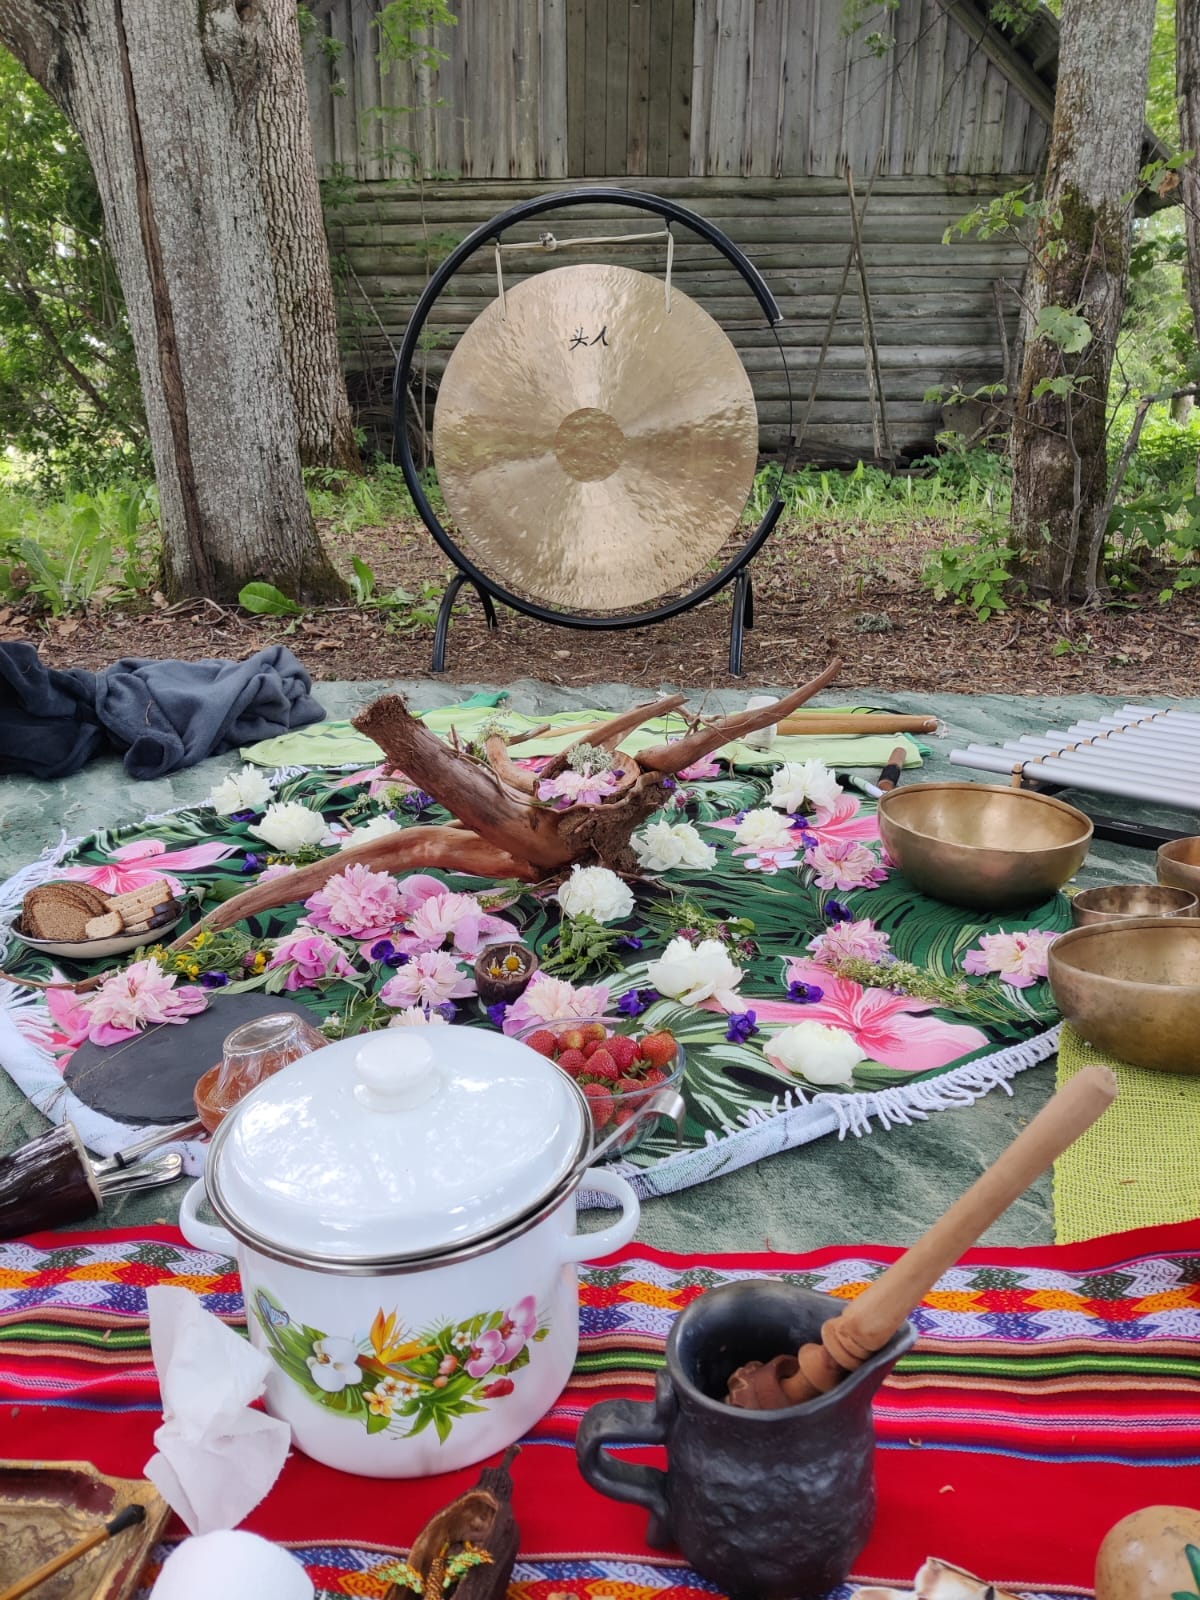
515;1018;685;1157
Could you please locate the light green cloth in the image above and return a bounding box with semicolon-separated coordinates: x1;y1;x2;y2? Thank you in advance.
242;700;927;771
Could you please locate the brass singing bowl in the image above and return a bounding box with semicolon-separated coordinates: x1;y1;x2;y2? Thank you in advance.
877;782;1092;911
1071;883;1198;926
1048;918;1200;1073
1157;836;1200;899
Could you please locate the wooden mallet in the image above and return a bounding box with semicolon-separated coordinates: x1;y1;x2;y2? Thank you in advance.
727;1066;1117;1409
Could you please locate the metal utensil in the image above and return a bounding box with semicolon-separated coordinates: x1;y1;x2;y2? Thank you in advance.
96;1152;184;1196
579;1086;686;1170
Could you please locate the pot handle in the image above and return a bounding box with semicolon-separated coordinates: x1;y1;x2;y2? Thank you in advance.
178;1175;238;1258
560;1166;640;1263
576;1368;676;1544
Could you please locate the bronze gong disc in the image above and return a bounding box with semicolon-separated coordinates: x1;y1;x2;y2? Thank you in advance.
432;263;759;612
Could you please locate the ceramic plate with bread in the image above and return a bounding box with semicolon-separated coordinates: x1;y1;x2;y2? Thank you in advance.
10;879;182;959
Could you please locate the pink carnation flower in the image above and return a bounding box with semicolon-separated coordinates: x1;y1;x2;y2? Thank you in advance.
804;838;888;892
266;927;358;991
963;929;1058;989
379;951;476;1009
807;918;892;966
536;769;619;808
46;959;207;1048
502;972;611;1036
304;863;405;941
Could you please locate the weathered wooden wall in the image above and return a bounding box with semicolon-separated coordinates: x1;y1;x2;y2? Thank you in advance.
306;0;1048;456
305;0;1049;181
327;174;1032;457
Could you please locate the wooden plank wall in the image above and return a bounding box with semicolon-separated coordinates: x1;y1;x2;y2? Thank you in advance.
306;0;1050;181
327;174;1033;457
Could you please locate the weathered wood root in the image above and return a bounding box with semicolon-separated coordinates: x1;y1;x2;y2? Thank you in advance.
638;657;843;772
168;826;539;951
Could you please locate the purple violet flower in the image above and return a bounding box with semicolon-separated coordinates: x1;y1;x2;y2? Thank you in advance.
662;779;676;792
725;1010;759;1043
369;938;408;969
199;971;230;989
231;809;257;823
487;1002;508;1029
241;852;261;875
619;935;644;951
434;1002;458;1022
617;988;659;1018
401;790;435;813
788;980;825;1004
825;900;853;924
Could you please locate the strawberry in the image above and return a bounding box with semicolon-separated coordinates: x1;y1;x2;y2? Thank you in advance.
580;1021;609;1043
639;1031;678;1070
582;1082;614;1129
557;1027;586;1053
606;1034;640;1071
585;1048;618;1082
525;1029;557;1058
615;1075;646;1098
556;1047;587;1078
640;1065;668;1088
582;1037;606;1058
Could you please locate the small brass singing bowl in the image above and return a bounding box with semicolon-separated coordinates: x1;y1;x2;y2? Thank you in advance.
1071;884;1199;926
877;782;1092;911
1048;917;1200;1074
1157;836;1200;900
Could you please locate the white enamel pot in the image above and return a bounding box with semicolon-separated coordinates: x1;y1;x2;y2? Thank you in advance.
178;1026;641;1479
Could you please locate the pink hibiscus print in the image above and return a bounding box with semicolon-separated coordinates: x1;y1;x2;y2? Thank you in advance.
805;792;881;848
465;1296;538;1378
743;958;988;1074
61;837;234;897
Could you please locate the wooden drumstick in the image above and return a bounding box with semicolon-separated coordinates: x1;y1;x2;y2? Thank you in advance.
727;1067;1117;1409
875;747;908;792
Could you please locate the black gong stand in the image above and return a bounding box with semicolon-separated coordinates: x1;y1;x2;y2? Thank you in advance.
392;188;789;677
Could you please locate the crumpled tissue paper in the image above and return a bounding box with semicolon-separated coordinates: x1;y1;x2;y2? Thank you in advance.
144;1284;292;1534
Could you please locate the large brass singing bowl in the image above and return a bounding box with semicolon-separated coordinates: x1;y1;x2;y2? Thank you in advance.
1157;836;1200;899
1048;918;1200;1074
877;782;1092;911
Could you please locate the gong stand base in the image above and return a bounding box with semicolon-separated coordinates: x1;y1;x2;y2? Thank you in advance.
431;563;756;677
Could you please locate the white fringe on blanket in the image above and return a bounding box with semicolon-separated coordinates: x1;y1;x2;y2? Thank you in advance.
0;780;1060;1202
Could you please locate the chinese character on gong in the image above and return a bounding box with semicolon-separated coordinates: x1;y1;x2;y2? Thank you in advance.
568;325;608;349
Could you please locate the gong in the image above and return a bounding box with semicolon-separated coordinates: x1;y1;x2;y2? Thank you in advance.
432;264;759;612
393;186;788;676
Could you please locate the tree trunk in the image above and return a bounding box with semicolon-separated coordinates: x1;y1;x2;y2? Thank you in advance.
0;0;346;603
1179;0;1200;499
1009;0;1155;601
256;0;359;473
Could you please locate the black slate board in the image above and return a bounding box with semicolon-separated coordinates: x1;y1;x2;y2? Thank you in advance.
64;991;323;1125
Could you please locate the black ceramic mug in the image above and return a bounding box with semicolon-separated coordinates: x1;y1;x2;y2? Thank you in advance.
576;1278;916;1600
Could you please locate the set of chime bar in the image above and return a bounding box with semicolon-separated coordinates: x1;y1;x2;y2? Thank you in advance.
949;706;1200;813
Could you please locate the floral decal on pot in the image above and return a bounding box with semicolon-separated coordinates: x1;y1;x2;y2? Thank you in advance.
252;1289;549;1444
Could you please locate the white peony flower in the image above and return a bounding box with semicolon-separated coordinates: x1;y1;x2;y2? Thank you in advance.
632;819;717;874
768;760;842;815
248;801;329;855
338;814;403;850
388;1006;450;1027
646;936;744;1008
766;1021;865;1086
207;764;274;817
733;808;797;851
555;865;635;924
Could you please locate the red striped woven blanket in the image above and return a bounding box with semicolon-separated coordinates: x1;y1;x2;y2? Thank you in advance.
3;1221;1199;1598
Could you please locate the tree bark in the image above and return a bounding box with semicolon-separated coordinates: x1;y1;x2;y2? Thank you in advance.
1009;0;1155;601
256;0;359;472
1179;0;1200;490
0;0;346;603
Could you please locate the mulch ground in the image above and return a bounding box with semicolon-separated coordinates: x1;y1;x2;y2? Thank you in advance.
5;512;1199;696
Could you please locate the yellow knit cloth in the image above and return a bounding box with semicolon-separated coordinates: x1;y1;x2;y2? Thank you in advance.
1054;1023;1200;1243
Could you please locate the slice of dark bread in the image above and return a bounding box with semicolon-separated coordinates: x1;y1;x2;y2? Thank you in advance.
22;886;93;942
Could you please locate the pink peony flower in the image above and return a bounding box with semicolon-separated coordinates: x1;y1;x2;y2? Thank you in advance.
804;838;888;892
258;862;296;884
397;890;514;959
742;958;988;1074
807;918;892;966
46;959;207;1048
379;951;476;1009
501;973;611;1036
304;863;405;941
963;928;1058;989
266;927;358;991
536;769;620;808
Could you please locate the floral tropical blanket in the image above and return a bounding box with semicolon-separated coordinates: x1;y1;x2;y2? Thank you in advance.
0;752;1068;1193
